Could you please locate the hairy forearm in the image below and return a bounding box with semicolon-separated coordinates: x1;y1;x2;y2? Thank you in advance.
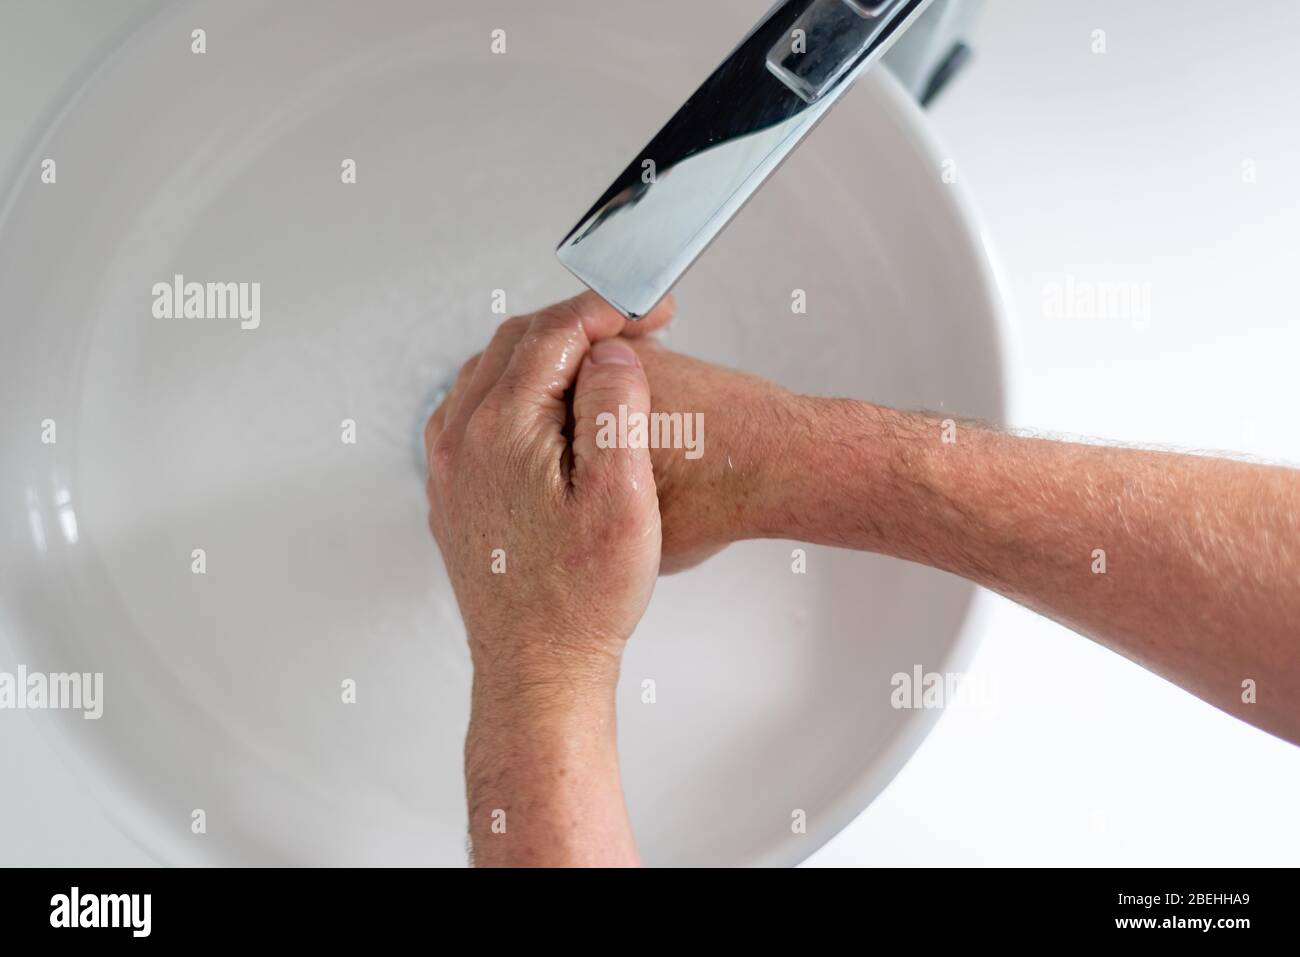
750;397;1300;744
464;663;639;867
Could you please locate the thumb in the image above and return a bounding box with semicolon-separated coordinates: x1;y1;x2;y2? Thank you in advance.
572;338;656;502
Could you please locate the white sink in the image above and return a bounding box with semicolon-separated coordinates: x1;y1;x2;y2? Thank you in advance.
0;0;1008;866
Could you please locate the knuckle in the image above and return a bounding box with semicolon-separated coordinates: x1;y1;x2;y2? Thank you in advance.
485;317;528;352
497;315;530;340
539;297;585;326
530;303;584;340
457;352;482;381
429;434;458;478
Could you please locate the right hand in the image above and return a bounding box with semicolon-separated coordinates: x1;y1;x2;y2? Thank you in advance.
622;336;800;573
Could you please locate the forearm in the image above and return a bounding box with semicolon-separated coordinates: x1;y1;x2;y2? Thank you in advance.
750;397;1300;743
464;662;639;867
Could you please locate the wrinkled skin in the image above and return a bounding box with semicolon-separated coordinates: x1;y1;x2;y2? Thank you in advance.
424;292;802;866
423;292;675;679
618;335;798;573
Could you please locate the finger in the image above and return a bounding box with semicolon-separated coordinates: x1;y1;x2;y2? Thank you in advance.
441;291;623;441
570;338;656;500
424;353;480;458
620;293;676;337
442;315;532;446
565;290;675;338
489;292;638;415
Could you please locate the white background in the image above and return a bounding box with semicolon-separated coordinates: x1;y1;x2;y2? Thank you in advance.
1;0;1297;866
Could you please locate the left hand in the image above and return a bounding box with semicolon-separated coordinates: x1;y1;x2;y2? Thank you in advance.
423;292;675;693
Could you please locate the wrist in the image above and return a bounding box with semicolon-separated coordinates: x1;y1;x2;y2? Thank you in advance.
464;656;630;866
468;636;621;719
743;395;927;553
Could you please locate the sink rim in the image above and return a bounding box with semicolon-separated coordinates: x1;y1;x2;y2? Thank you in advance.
0;1;1015;868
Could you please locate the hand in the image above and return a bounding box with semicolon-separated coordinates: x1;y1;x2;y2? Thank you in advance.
621;336;800;573
424;292;676;867
424;292;674;689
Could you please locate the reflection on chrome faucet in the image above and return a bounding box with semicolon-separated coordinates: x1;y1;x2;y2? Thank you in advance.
557;0;933;318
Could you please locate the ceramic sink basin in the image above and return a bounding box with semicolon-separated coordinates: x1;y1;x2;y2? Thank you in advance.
0;0;1007;866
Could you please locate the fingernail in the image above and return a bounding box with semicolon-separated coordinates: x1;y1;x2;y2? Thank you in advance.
591;339;638;365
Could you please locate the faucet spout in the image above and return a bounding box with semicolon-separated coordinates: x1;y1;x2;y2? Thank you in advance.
556;0;935;319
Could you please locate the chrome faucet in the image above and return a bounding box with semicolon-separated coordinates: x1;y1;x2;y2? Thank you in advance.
556;0;976;319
